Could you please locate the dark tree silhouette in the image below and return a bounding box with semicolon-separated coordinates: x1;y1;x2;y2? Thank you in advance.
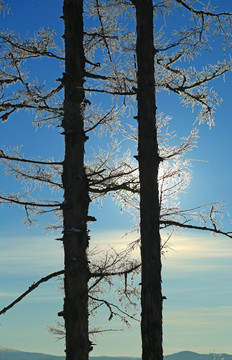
1;2;232;360
62;0;90;358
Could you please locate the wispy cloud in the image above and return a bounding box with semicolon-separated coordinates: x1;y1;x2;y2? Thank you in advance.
2;229;232;286
162;232;232;275
0;291;18;298
1;235;63;275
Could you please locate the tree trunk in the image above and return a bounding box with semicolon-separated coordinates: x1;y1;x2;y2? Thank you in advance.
134;1;163;359
62;1;90;359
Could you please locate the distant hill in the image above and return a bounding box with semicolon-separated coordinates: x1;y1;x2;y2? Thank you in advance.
0;347;232;360
0;347;139;360
0;347;63;360
165;352;232;360
0;347;64;360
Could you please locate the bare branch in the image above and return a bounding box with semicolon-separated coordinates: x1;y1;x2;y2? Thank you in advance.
0;152;63;166
90;263;141;279
89;294;139;323
160;220;232;239
81;86;136;95
174;0;232;18
0;270;64;316
0;33;64;61
85;107;115;134
0;194;61;208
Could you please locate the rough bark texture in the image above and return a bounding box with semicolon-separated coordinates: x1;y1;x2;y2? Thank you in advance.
62;1;90;359
134;1;163;359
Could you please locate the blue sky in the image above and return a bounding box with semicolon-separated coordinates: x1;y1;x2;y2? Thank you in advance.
0;0;232;358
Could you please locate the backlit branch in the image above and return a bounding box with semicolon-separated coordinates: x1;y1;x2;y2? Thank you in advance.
160;220;232;239
174;0;232;18
0;32;64;61
0;194;61;208
0;151;62;166
90;262;140;281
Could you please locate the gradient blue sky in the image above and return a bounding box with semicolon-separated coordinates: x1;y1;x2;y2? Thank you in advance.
0;0;232;358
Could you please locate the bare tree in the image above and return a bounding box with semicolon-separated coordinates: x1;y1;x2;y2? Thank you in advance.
84;1;232;359
0;2;140;358
1;1;232;360
61;0;91;358
130;2;163;359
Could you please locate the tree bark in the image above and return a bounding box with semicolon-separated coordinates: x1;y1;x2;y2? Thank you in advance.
62;0;90;359
134;1;163;359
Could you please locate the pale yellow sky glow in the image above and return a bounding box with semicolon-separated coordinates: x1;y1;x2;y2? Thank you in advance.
1;229;232;356
162;232;232;275
2;229;232;274
165;234;232;258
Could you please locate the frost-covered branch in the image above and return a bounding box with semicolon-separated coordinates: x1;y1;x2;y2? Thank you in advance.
174;0;232;18
0;194;61;208
0;150;62;166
